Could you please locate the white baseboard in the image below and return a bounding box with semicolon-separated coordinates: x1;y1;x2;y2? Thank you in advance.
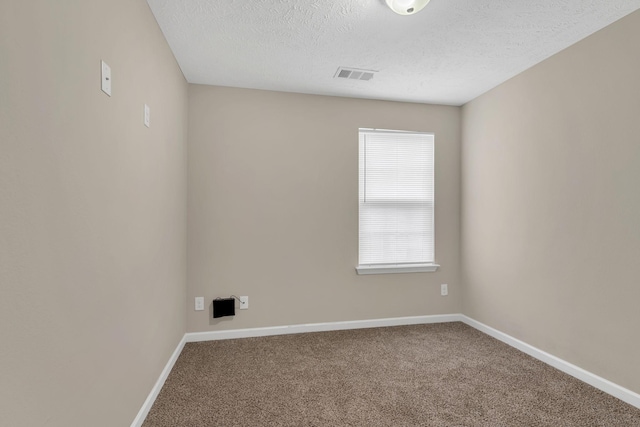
132;313;640;425
460;315;640;410
185;314;462;342
130;334;186;427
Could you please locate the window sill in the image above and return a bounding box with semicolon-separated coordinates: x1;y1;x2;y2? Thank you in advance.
355;263;440;275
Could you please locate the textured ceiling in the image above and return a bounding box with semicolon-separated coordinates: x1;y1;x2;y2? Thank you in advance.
147;0;640;106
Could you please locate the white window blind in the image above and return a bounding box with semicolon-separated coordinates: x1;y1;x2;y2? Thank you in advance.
358;129;435;271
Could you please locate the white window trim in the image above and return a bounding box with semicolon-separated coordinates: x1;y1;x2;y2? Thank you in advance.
357;128;437;275
356;263;440;275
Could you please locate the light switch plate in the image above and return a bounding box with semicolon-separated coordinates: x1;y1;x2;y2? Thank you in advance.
144;104;150;128
101;60;111;96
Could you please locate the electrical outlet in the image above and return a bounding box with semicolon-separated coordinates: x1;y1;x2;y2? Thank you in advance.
239;296;249;310
441;284;448;296
195;297;204;311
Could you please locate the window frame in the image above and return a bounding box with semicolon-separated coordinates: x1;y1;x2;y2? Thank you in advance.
356;128;439;275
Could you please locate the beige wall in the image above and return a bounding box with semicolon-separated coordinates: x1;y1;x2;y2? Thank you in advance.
0;1;187;426
188;85;461;332
462;10;640;393
5;0;637;422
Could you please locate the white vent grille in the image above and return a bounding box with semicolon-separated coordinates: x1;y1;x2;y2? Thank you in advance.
335;67;377;81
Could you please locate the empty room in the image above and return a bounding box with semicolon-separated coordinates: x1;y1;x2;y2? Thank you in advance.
2;0;640;426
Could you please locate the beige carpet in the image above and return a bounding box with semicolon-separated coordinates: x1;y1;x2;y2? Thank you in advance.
142;322;640;426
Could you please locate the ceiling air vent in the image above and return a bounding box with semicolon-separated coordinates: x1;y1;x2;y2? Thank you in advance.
335;67;377;81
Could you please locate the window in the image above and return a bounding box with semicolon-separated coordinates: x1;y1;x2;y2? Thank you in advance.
356;129;438;275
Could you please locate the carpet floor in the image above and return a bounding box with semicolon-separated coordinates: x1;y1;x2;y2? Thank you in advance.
142;322;640;426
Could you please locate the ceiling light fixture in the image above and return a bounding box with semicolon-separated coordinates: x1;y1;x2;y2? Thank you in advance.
385;0;431;15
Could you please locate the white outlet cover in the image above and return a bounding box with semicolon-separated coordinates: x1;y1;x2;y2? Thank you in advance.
195;296;204;311
441;284;448;296
101;60;111;96
239;296;248;309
